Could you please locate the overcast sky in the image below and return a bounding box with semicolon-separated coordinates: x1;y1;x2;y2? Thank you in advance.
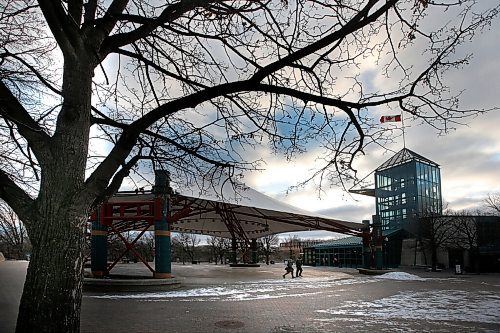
239;8;500;241
98;3;500;242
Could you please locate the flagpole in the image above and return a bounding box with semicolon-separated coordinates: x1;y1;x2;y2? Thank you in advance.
379;114;406;148
401;110;406;149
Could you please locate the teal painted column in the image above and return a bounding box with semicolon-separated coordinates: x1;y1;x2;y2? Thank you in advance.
154;170;172;279
91;207;108;277
251;239;258;264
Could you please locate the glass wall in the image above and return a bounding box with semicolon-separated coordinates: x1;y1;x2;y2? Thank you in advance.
415;161;442;214
375;163;415;231
303;248;315;266
375;160;442;232
315;246;363;268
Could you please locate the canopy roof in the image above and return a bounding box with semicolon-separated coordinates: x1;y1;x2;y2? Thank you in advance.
107;184;364;240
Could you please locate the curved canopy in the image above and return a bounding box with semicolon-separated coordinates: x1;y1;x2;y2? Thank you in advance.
106;184;364;239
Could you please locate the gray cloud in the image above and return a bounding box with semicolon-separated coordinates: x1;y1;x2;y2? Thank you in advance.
316;203;375;222
245;5;500;240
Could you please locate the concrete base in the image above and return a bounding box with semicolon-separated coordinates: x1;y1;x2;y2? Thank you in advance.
84;275;181;292
357;268;393;276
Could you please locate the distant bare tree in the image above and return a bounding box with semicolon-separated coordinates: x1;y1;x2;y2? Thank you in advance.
208;236;231;264
420;211;457;271
107;231;134;261
452;211;480;273
134;232;155;263
170;236;184;264
172;233;200;263
485;193;500;215
284;235;303;259
0;202;29;259
259;234;279;265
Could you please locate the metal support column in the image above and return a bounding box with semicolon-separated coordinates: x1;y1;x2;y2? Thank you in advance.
251;239;258;264
362;220;371;269
91;207;108;277
372;215;383;270
231;237;237;264
154;170;172;279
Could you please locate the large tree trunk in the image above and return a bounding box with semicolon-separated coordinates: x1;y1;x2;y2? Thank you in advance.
16;57;94;332
16;211;88;332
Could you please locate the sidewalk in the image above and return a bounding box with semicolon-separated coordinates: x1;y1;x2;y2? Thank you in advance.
80;263;500;333
2;261;499;333
91;262;360;287
104;262;500;285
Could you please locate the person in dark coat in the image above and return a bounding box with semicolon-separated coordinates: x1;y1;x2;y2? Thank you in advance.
295;257;303;277
283;260;294;278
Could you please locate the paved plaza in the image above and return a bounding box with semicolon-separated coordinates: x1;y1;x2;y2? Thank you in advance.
1;261;499;332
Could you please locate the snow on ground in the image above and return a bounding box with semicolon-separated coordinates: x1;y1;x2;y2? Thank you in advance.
317;289;500;324
86;272;437;302
375;272;427;281
86;272;500;325
86;276;375;301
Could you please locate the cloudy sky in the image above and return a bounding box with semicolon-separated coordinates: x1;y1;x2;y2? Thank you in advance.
238;8;500;240
90;3;499;242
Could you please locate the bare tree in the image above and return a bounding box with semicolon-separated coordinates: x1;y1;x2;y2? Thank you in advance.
420;211;457;271
0;202;29;259
208;235;231;264
111;230;155;263
283;235;303;259
172;233;200;263
170;235;185;264
1;1;499;331
259;234;279;265
137;231;155;263
452;211;480;273
107;231;135;261
485;193;500;215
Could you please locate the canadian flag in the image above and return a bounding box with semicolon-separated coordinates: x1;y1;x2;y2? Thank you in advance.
380;115;401;123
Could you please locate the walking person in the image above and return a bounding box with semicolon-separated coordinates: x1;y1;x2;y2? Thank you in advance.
282;259;294;278
295;257;303;277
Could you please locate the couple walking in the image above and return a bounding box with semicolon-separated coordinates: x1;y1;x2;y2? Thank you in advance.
282;258;303;279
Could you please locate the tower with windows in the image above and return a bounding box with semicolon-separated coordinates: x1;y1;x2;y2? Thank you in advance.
374;148;442;235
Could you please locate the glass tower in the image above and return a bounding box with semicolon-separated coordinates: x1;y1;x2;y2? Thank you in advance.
374;148;442;235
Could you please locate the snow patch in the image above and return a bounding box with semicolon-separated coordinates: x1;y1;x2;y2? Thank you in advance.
317;290;500;324
86;276;374;301
375;272;426;281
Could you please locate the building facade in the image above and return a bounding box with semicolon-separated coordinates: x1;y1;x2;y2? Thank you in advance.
375;148;442;235
304;148;500;271
304;148;443;268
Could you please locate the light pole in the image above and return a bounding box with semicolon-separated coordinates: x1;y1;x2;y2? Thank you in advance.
384;237;389;269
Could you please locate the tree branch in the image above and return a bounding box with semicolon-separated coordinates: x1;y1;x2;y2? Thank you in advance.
91;154;141;207
67;0;83;27
86;0;129;45
36;0;82;58
1;51;62;96
82;0;98;28
99;0;220;57
0;80;51;158
0;168;35;226
114;48;207;89
251;0;398;82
